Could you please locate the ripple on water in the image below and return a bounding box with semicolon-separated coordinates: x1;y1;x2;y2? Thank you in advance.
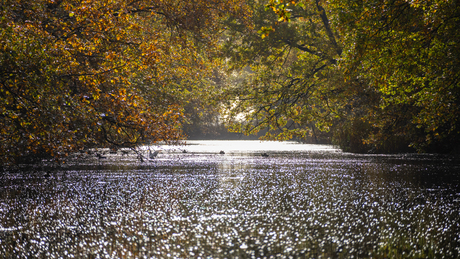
1;141;460;258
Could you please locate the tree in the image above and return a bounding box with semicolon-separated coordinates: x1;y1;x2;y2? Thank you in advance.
222;0;460;153
0;0;248;164
334;0;460;152
220;0;343;143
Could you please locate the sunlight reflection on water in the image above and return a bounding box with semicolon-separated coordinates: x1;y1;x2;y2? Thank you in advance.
1;141;460;258
182;140;339;153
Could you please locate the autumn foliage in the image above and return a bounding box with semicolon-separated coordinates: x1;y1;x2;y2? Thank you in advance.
0;0;247;164
335;0;460;152
221;0;460;153
2;0;459;163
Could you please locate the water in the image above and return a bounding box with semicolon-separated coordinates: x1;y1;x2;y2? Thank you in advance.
1;141;460;258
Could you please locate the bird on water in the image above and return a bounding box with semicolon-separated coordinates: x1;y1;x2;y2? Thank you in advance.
149;150;161;159
96;153;107;159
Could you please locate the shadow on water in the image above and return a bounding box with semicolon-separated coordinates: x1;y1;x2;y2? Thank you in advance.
1;141;460;258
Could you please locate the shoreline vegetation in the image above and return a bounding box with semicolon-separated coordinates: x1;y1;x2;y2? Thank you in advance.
2;0;459;164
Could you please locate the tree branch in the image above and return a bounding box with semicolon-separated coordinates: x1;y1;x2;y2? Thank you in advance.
315;0;342;56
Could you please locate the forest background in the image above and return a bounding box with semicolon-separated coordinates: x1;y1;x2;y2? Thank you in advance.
1;0;459;164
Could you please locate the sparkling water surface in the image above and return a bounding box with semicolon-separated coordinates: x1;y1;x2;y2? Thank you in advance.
1;141;460;258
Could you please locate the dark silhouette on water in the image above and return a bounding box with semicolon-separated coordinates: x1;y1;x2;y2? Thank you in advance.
96;153;107;159
149;150;160;159
219;150;225;154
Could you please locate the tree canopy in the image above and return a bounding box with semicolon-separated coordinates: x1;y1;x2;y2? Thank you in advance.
0;0;247;164
220;0;343;143
335;0;460;152
220;0;460;153
2;0;460;164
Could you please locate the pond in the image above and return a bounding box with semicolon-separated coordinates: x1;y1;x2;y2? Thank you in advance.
1;140;460;258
